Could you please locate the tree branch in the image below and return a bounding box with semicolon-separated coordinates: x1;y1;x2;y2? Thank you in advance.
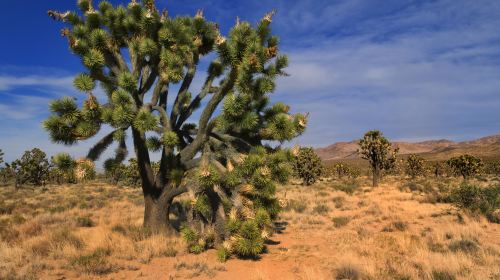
179;69;237;164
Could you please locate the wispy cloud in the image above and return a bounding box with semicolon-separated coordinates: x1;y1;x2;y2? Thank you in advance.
270;0;500;146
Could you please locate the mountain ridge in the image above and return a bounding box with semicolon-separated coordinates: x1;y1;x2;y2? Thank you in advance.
316;134;500;161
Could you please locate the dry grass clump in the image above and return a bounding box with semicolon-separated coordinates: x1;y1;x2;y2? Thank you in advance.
70;247;116;275
334;263;362;280
331;216;350;228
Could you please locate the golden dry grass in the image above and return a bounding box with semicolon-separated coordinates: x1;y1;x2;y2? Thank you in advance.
0;176;498;279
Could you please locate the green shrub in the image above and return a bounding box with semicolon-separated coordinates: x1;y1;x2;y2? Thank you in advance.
450;184;499;222
217;246;230;263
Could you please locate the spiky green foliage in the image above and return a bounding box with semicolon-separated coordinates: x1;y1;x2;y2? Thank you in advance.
405;154;426;179
293;147;322;186
358;130;399;187
51;153;77;184
447;154;483;179
45;2;305;251
233;220;264;258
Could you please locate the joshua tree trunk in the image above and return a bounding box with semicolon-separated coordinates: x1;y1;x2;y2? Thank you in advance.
373;166;380;187
143;194;174;233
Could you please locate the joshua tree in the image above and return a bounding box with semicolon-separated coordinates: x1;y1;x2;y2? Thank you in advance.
358;130;398;187
447;154;483;179
405;154;425;179
7;148;50;187
333;162;350;179
293;147;322;185
44;0;306;235
51;152;77;184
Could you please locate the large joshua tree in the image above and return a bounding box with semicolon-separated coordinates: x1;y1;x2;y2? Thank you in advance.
44;0;306;234
358;130;398;187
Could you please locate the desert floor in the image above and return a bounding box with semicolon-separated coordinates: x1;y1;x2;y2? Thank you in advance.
1;176;499;280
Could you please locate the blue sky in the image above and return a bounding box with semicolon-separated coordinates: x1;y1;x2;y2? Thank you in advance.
0;0;499;163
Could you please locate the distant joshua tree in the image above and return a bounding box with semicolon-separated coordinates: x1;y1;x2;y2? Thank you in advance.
405;154;426;179
447;154;483;179
358;130;399;187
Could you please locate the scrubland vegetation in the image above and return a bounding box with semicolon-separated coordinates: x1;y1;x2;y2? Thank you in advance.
0;146;499;279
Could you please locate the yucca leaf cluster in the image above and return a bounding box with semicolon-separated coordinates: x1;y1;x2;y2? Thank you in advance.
181;147;292;258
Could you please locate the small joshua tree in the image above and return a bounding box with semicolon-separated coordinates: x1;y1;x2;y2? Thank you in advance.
44;0;306;239
293;147;323;185
51;152;77;184
447;154;483;179
431;161;445;178
333;162;350;179
358;130;398;187
405;154;426;179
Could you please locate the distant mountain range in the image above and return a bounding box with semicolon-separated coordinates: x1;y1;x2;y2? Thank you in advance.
316;134;500;162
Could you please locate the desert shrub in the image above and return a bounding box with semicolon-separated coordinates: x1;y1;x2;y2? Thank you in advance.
448;238;479;253
432;270;456;280
71;247;115;275
76;215;95;227
333;182;359;195
217;246;231;263
50;227;84;250
0;202;15;214
383;220;408;232
335;263;361;280
112;224;152;241
446;154;483;179
484;160;500;175
284;199;307;213
312;204;330;215
332;216;350;227
450;184;499;222
293;147;322;186
332;196;345;208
